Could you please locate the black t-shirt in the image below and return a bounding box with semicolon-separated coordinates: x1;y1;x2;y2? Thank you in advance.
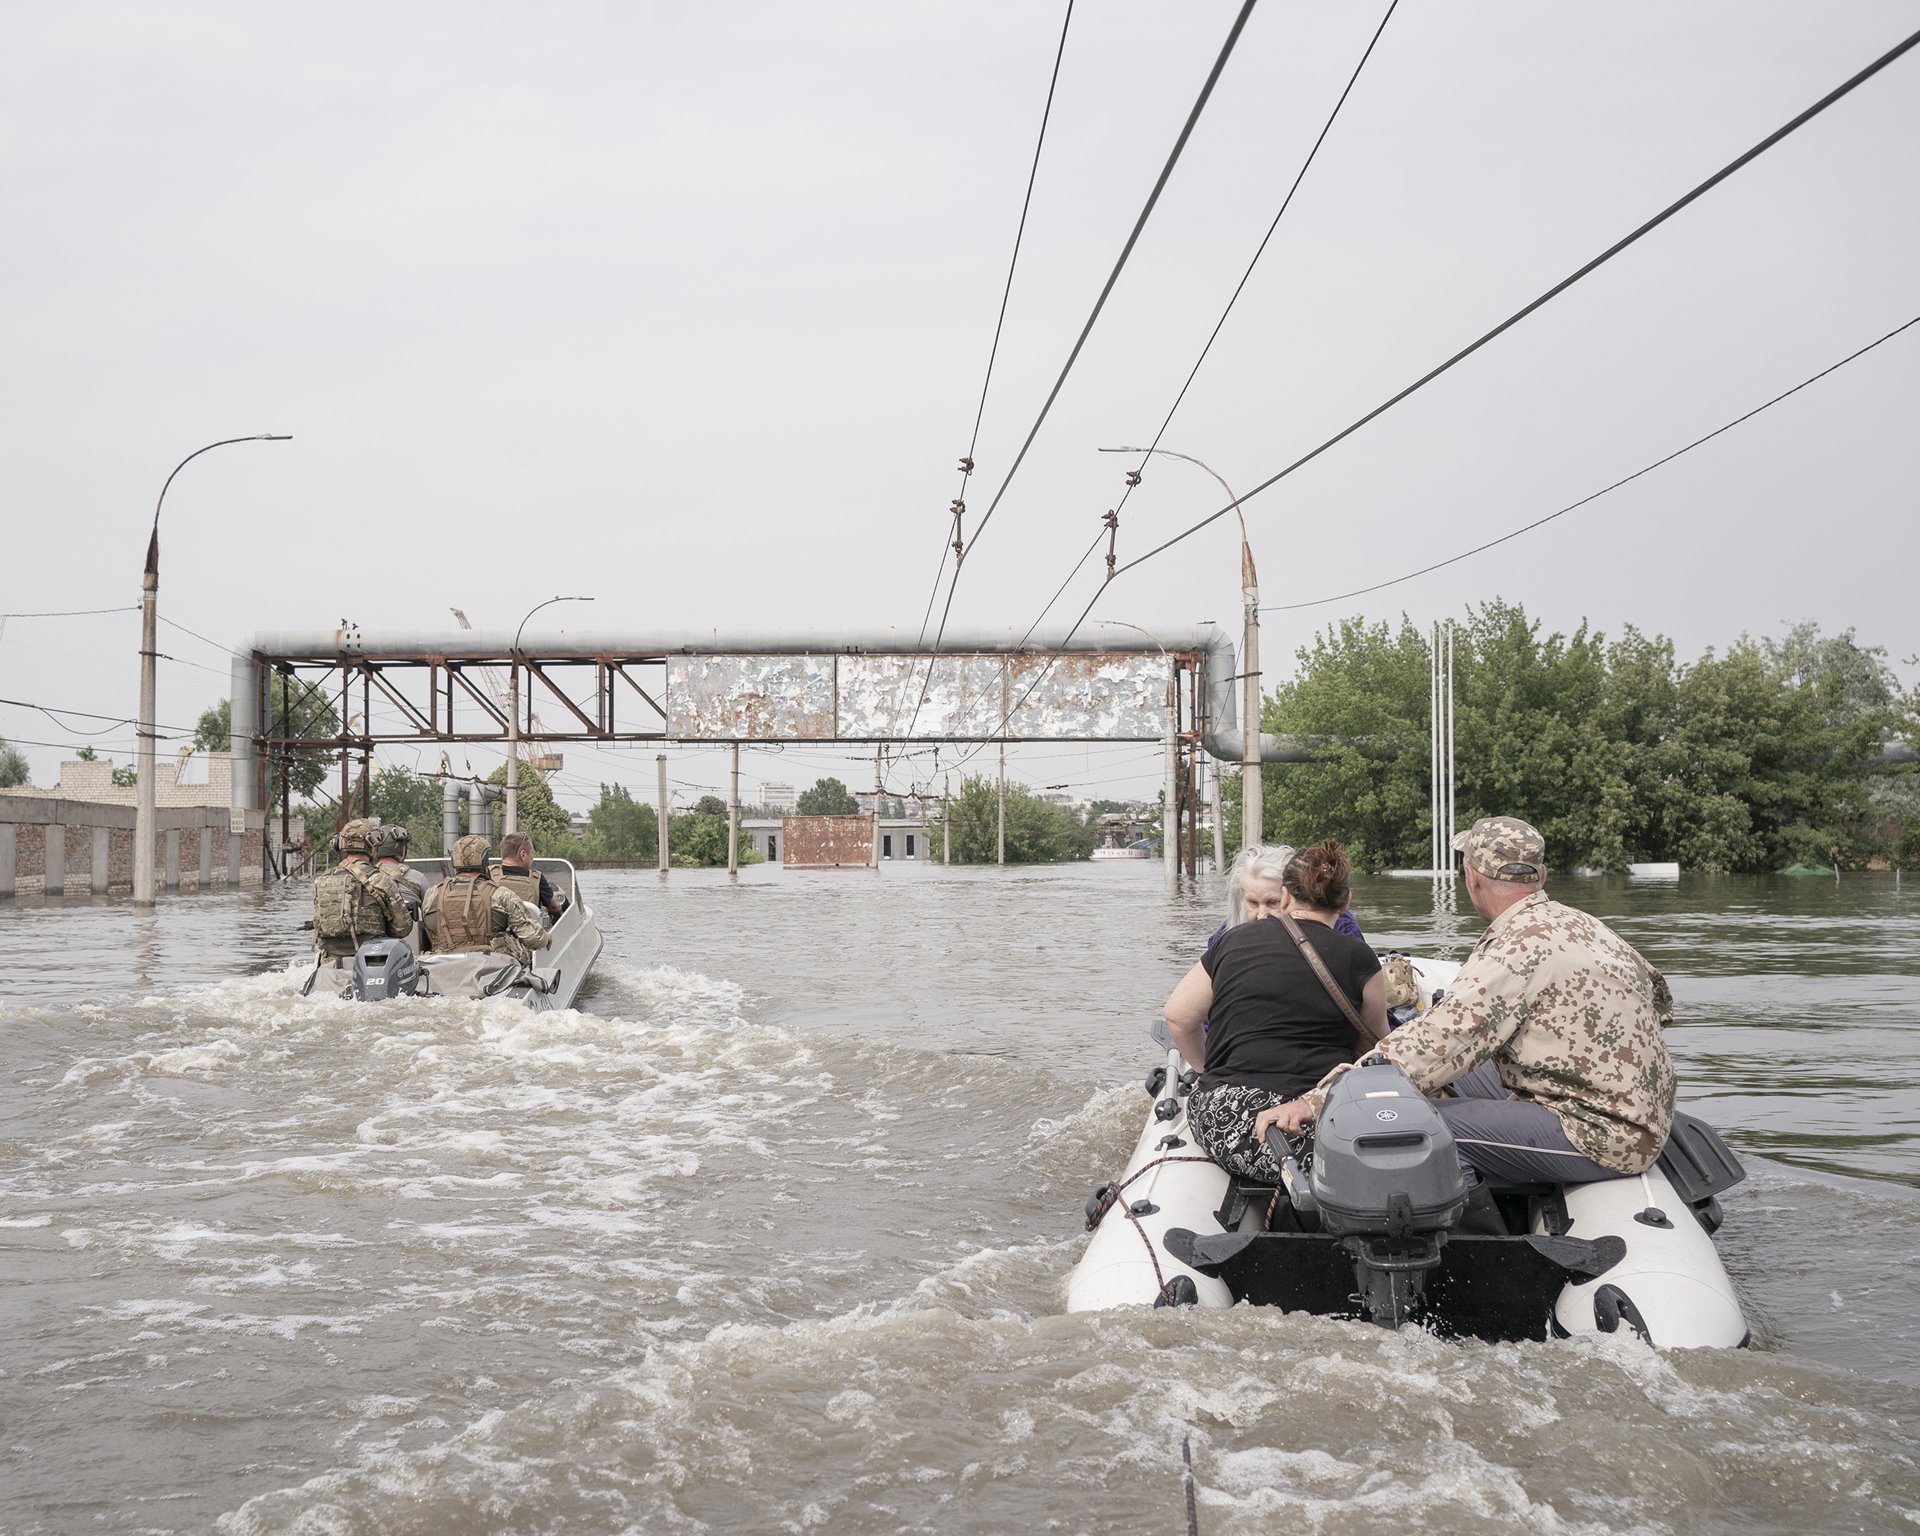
1199;918;1381;1096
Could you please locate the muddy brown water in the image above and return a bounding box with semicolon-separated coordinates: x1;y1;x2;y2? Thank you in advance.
2;865;1917;1533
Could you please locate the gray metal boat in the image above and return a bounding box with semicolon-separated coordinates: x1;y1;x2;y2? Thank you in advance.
309;857;604;1013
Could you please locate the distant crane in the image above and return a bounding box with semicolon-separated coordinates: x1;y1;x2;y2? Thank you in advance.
448;607;564;784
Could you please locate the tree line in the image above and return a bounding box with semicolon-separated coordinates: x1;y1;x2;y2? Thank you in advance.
1221;603;1918;873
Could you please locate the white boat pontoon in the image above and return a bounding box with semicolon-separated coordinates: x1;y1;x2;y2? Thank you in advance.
1067;957;1749;1348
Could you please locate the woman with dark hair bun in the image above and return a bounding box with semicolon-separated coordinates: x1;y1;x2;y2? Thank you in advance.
1163;840;1385;1182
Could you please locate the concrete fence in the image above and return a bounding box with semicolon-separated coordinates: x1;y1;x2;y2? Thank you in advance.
0;794;265;899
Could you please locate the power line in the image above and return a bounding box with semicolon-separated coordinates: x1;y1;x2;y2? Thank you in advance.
907;0;1261;738
1261;311;1920;614
950;1;1401;761
1101;0;1399;544
0;604;138;620
913;0;1077;655
1113;20;1920;579
0;695;201;735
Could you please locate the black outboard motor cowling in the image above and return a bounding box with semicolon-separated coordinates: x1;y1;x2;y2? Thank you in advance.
1308;1062;1468;1327
350;938;421;1001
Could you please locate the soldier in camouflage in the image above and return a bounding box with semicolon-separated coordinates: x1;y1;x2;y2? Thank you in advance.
375;824;429;915
311;818;417;959
1258;816;1676;1185
422;834;549;967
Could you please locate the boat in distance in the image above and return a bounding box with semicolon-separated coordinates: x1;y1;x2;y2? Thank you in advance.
1067;957;1749;1348
308;856;603;1013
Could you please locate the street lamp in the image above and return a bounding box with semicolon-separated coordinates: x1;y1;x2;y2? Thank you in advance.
505;594;592;835
134;434;292;905
1100;445;1262;853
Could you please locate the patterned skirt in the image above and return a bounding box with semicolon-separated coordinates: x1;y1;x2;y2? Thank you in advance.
1185;1083;1296;1183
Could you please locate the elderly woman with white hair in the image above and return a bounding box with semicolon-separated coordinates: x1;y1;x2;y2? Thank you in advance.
1219;843;1366;939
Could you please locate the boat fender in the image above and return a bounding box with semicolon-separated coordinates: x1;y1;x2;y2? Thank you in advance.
1085;1183;1120;1230
1154;1275;1200;1309
1592;1283;1653;1345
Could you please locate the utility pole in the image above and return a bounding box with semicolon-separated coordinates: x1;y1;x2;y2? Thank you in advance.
943;772;951;866
506;595;591;835
873;745;884;869
656;752;669;872
728;743;740;875
1164;673;1179;895
1097;446;1258;851
134;434;290;903
996;740;1006;866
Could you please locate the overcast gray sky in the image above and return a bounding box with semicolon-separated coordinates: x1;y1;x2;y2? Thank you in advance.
3;1;1917;810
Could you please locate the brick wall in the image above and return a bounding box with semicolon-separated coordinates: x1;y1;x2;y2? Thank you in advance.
0;795;267;899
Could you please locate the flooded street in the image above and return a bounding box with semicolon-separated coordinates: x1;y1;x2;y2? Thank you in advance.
3;865;1918;1533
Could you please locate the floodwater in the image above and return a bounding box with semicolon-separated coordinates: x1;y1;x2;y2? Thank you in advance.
2;864;1917;1534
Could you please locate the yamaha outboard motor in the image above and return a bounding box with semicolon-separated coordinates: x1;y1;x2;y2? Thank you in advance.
350;938;421;1001
1303;1061;1469;1327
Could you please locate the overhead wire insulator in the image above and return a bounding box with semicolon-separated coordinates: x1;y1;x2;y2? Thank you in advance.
1124;470;1142;488
957;457;974;476
1103;509;1120;581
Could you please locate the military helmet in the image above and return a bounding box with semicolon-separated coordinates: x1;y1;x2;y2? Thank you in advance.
376;823;412;860
451;833;492;872
336;817;377;855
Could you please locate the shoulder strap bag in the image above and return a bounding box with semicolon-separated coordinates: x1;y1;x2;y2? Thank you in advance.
1275;911;1387;1055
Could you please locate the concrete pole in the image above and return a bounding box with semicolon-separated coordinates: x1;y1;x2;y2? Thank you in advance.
1164;673;1179;894
133;433;291;901
1241;539;1262;852
943;772;951;866
728;743;740;874
656;752;669;872
505;663;519;835
872;745;884;869
1209;752;1225;872
133;536;160;904
996;741;1006;866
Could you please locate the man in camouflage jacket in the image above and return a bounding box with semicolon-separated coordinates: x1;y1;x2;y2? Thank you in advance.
1259;816;1675;1183
311;818;417;959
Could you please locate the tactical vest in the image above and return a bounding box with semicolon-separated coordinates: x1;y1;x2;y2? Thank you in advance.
495;868;543;906
313;861;383;954
426;872;501;954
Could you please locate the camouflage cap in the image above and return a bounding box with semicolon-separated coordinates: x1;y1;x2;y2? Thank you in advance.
376;823;412;858
451;833;492;872
336;817;377;855
1451;816;1546;882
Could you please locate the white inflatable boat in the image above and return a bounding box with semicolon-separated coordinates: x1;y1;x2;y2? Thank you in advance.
1066;958;1749;1349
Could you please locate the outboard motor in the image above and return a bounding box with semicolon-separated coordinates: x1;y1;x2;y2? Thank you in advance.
1304;1061;1468;1327
350;938;421;1001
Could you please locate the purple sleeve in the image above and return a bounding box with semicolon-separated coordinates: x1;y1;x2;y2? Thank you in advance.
1335;909;1365;941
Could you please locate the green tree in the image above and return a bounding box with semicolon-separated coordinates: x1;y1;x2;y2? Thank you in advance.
0;738;27;788
369;767;448;857
200;681;340;800
194;699;231;753
930;775;1095;863
1255;615;1434;869
487;762;574;851
796;777;859;815
693;794;728;817
584;783;659;861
